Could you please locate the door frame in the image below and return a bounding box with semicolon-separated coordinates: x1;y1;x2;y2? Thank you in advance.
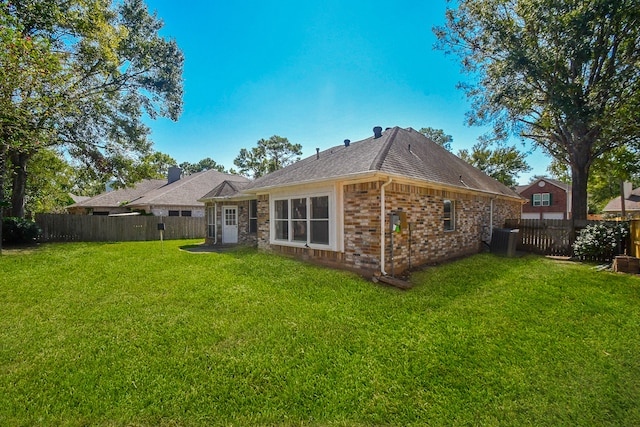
222;205;238;244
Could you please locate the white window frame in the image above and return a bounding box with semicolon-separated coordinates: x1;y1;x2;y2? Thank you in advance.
270;189;335;250
444;199;455;232
533;193;551;207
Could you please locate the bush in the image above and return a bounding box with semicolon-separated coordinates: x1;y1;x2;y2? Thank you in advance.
572;221;628;260
2;217;42;245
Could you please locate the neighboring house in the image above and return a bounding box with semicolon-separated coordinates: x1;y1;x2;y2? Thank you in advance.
201;126;523;276
516;178;571;220
602;183;640;217
68;167;249;217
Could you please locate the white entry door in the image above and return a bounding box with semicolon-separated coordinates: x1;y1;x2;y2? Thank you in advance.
222;206;238;244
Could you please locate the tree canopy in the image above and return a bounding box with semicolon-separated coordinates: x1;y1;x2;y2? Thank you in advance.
458;139;531;187
234;136;302;178
0;0;184;227
419;127;453;151
435;0;640;220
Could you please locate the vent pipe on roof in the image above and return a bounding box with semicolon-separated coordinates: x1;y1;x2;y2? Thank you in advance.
316;148;320;159
344;139;350;147
168;166;182;184
373;126;383;139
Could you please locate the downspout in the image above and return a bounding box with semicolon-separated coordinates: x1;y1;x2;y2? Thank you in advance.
380;177;393;275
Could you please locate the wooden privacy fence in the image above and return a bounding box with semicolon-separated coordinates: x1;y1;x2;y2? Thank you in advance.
503;218;592;257
35;214;206;242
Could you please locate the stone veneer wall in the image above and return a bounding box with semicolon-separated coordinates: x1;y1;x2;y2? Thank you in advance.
203;200;257;246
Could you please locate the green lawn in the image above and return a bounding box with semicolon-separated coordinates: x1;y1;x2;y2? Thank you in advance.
1;240;639;426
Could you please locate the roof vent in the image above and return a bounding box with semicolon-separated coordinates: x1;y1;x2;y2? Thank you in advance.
316;148;320;159
373;126;383;139
344;139;350;147
168;166;182;184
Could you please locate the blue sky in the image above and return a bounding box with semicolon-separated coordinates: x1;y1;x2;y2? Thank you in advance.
144;0;550;184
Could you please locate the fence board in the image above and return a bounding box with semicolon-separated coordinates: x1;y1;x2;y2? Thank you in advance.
504;219;594;257
632;220;640;258
35;214;205;242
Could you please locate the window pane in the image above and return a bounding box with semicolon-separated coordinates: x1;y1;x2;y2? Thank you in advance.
250;219;258;234
292;220;307;242
311;196;329;219
542;193;550;206
310;220;329;244
275;220;288;240
444;200;454;231
533;194;541;206
168;210;179;217
275;200;288;220
292;198;306;219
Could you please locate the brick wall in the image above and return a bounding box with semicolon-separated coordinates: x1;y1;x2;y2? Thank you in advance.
342;181;521;274
255;181;521;275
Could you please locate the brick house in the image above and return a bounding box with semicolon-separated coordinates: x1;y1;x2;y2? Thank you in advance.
515;178;571;220
200;127;523;276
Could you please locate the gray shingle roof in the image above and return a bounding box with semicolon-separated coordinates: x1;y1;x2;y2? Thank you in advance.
68;179;166;209
199;179;252;200
69;170;250;209
603;188;640;212
127;170;249;208
245;126;522;198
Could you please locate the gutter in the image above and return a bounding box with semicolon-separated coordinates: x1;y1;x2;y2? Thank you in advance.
380;177;393;275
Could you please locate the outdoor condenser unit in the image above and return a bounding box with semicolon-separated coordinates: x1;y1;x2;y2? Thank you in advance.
490;228;519;257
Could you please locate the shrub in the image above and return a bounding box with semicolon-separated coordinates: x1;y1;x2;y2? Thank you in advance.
2;217;42;245
572;221;628;260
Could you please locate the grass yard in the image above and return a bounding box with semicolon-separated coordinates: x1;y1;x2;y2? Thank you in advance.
1;240;639;426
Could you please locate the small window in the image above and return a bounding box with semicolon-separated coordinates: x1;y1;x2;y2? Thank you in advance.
444;200;454;231
206;206;215;238
168;210;179;217
249;200;258;234
181;210;192;217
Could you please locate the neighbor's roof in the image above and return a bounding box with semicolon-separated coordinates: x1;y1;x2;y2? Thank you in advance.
127;170;249;208
69;170;250;209
516;177;571;194
244;126;522;199
68;179;166;209
603;188;640;212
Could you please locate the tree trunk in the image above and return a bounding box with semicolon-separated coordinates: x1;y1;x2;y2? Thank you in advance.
571;161;590;222
10;151;28;219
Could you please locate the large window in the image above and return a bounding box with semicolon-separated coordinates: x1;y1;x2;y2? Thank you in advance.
532;193;551;206
273;195;330;246
249;200;258;234
444;199;455;231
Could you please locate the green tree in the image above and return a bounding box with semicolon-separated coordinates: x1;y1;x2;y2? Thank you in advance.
234;136;302;178
1;0;184;222
435;0;640;220
458;138;531;187
419;127;453;151
179;157;227;175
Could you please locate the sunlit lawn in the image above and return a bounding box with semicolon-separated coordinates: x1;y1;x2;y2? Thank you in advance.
1;240;639;426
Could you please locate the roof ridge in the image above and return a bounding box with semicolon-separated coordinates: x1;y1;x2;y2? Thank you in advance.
369;127;399;171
